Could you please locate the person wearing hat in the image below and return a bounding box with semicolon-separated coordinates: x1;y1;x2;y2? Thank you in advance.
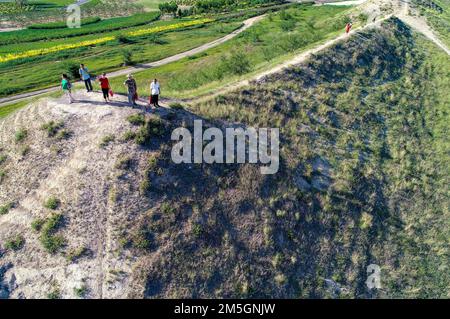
124;74;138;106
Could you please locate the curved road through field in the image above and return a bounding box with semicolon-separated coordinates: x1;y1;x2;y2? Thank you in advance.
1;0;448;108
0;15;265;107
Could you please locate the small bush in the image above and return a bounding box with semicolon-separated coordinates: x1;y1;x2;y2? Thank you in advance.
115;156;133;170
44;196;60;210
161;202;175;215
139;179;151;195
0;154;7;165
31;218;45;232
74;285;88;298
56;129;72;140
122;131;136;142
135;118;166;146
279;10;293;21
192;223;202;237
50;145;62;155
148;34;167;45
135;125;151;146
41;121;64;137
15;128;28;143
220;50;251;75
5;235;25;251
67;246;88;262
117;34;134;44
66;62;81;80
47;288;60;299
126;114;145;126
276;210;287;218
109;187;118;203
274;273;287;286
280;19;296;32
38;213;66;254
130;229;151;250
0;170;6;183
0;202;14;215
19;145;30;157
147;154;158;172
359;212;373;230
99;134;115;148
40;229;66;254
122;49;134;66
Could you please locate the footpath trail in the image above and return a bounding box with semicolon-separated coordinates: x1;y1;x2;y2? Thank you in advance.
397;0;450;56
0;15;265;107
191;0;450;104
192;12;394;104
1;0;448;109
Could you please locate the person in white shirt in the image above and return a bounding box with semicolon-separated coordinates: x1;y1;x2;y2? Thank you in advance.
150;79;161;108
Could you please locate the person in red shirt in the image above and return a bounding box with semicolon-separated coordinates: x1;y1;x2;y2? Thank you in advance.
345;22;353;34
98;73;111;103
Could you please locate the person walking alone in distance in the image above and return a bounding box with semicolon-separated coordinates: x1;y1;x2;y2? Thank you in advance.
345;22;353;34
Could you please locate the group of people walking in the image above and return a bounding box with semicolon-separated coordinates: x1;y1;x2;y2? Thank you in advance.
61;64;161;110
62;21;353;107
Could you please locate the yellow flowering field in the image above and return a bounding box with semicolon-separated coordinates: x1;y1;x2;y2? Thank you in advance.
0;18;214;63
126;18;213;37
0;37;115;63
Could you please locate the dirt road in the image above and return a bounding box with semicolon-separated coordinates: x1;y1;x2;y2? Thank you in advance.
0;15;265;107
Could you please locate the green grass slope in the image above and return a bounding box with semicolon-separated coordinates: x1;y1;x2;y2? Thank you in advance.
413;0;450;47
123;18;448;298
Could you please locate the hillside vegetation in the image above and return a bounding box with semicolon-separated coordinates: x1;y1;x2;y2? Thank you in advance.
413;0;450;47
109;4;354;99
187;17;449;298
1;16;447;298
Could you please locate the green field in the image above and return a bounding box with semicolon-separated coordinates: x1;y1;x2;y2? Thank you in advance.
108;4;353;99
180;18;450;298
0;1;449;299
0;1;296;99
0;16;243;97
136;0;167;11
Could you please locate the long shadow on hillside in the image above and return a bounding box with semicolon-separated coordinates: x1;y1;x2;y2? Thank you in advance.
128;18;423;299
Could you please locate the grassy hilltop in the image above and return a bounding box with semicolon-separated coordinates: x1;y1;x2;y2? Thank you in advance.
0;0;449;299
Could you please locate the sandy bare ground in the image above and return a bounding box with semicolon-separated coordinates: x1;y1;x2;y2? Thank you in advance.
397;0;450;55
1;0;449;299
0;15;265;107
0;92;169;298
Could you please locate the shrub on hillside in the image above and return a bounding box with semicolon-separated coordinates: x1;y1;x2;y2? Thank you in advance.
39;213;66;254
159;1;178;15
0;202;15;215
44;196;60;210
5;235;25;251
15;128;28;143
219;50;251;75
122;49;134;66
41;121;64;137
